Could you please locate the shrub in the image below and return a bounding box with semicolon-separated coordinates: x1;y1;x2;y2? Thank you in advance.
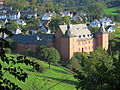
68;57;82;71
27;49;34;57
4;48;11;53
32;62;47;73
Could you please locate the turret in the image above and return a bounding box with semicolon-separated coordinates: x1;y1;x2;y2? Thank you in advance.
95;21;108;50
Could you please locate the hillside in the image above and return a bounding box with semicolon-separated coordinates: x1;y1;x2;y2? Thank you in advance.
1;54;77;90
104;6;120;15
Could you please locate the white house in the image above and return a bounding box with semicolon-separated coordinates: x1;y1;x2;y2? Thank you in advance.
16;19;26;25
6;11;20;20
59;11;73;18
11;26;22;34
101;17;115;26
71;15;83;22
27;26;40;35
42;13;51;21
90;20;100;28
27;12;37;19
105;26;116;33
0;12;6;19
64;11;73;18
40;23;51;34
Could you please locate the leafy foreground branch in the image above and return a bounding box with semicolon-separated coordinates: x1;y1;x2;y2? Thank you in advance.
0;28;42;89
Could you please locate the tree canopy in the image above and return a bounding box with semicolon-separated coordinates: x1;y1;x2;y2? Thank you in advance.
74;47;116;90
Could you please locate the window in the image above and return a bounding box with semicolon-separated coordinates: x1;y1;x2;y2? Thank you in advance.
85;47;87;50
77;28;79;30
26;44;29;48
89;41;90;44
89;46;90;49
79;35;81;38
83;35;85;37
73;45;74;48
78;42;80;45
87;34;89;37
73;39;74;41
79;48;80;51
82;42;84;44
85;41;87;44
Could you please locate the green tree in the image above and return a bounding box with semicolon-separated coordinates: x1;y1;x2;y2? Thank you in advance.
36;46;60;69
43;47;60;69
9;21;18;31
49;15;64;33
88;2;105;20
63;16;71;24
1;21;5;28
30;0;37;11
36;45;50;59
45;1;55;12
74;47;114;90
90;27;99;34
19;25;27;33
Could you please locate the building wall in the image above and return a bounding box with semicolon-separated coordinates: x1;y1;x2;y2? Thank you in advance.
60;37;70;60
15;42;53;54
102;33;108;51
95;33;108;51
54;27;63;54
58;36;94;60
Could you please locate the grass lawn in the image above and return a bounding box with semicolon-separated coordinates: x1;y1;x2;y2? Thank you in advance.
1;54;77;90
104;6;120;15
114;32;120;37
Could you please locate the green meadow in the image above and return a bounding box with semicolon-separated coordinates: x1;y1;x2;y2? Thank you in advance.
1;54;77;90
104;6;120;15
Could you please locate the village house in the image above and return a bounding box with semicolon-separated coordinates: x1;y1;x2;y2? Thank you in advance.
21;10;37;19
71;15;83;22
102;17;115;26
0;0;4;4
40;22;51;34
42;13;51;21
105;25;116;33
91;17;115;28
7;11;21;20
12;22;108;60
59;11;73;18
0;9;20;20
90;20;101;28
27;12;37;19
27;26;40;35
16;19;26;26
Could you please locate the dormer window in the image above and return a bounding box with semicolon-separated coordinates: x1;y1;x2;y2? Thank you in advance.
87;34;89;37
83;35;85;37
79;35;81;38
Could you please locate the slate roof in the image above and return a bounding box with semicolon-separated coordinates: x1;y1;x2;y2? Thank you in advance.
12;33;54;44
59;24;93;40
27;26;40;31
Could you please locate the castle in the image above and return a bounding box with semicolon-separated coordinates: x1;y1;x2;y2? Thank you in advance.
12;22;108;60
